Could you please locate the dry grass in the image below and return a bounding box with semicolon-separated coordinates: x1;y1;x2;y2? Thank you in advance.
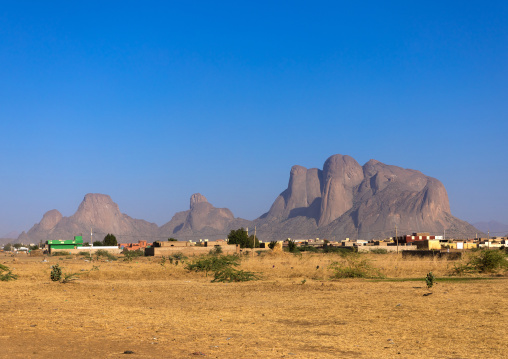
0;252;506;358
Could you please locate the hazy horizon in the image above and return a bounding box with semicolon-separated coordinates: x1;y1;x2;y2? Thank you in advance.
1;2;507;237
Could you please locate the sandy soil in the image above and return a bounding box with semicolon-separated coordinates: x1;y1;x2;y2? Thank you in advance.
0;252;506;358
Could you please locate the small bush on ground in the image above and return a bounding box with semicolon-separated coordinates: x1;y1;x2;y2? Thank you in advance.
268;241;278;250
51;251;71;256
0;263;17;281
123;249;144;261
425;271;436;289
50;264;62;281
212;267;260;282
95;249;118;261
287;240;298;253
298;245;319;253
453;249;508;275
209;245;223;255
185;255;240;277
370;248;388;254
328;253;384;279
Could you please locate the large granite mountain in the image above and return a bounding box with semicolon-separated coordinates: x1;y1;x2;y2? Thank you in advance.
17;154;481;243
18;194;159;243
254;154;480;240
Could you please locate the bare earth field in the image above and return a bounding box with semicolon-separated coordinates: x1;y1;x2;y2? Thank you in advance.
0;252;506;358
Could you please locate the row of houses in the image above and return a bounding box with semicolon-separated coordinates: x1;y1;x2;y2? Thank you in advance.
12;231;508;256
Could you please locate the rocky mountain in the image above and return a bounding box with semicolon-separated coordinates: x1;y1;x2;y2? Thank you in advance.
18;194;159;243
17;154;482;243
472;221;508;237
158;193;251;240
255;154;480;240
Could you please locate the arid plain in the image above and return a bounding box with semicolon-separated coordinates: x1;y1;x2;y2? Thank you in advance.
1;251;506;359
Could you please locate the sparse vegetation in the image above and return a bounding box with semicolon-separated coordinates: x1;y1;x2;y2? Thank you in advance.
50;264;62;282
95;249;118;261
51;251;71;256
370;248;388;254
209;245;223;255
328;253;384;279
452;249;508;275
211;266;260;282
185;255;240;277
268;241;278;250
0;263;17;281
123;249;144;261
425;271;436;288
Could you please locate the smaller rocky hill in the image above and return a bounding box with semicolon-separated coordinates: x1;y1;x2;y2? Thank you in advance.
18;194;159;243
159;193;251;240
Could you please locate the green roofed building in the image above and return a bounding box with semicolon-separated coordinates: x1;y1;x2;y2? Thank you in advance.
47;236;84;252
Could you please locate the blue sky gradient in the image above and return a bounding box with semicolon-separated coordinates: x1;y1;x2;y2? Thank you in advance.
1;1;507;236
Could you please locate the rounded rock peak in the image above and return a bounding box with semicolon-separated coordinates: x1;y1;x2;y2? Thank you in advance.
190;193;208;209
290;165;307;175
323;154;362;176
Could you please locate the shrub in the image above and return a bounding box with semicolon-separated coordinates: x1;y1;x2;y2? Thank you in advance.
425;271;436;289
95;249;118;261
268;241;278;250
50;264;62;281
298;245;319;253
328;254;383;279
453;249;508;275
323;246;354;255
212;267;260;282
0;263;17;281
370;248;388;254
123;249;144;261
209;245;223;256
185;255;240;277
51;251;71;256
287;240;297;253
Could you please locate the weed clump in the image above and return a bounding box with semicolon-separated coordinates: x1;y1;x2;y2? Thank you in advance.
95;249;118;261
50;264;80;283
50;264;62;281
425;271;436;288
328;253;384;279
0;263;17;281
51;251;71;256
123;249;144;262
453;250;508;275
185;254;260;282
212;267;260;282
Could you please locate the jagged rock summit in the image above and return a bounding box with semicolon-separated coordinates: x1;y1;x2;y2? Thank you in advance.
159;193;250;237
256;154;479;239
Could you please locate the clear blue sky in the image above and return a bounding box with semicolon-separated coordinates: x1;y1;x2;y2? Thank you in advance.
1;1;507;237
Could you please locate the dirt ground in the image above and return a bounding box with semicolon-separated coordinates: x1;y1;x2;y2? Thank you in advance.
0;252;506;358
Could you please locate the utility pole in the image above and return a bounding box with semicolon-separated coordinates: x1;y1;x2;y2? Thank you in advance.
90;228;93;260
488;230;490;249
253;226;256;256
395;225;398;254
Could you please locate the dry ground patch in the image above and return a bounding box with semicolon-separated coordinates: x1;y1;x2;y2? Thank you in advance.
0;252;506;358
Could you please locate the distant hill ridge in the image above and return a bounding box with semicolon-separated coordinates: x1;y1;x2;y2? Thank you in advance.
18;154;481;243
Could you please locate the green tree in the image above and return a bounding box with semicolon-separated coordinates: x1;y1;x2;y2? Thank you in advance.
103;234;117;246
168;237;178;241
13;243;23;249
3;243;12;251
227;228;259;248
93;241;103;247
